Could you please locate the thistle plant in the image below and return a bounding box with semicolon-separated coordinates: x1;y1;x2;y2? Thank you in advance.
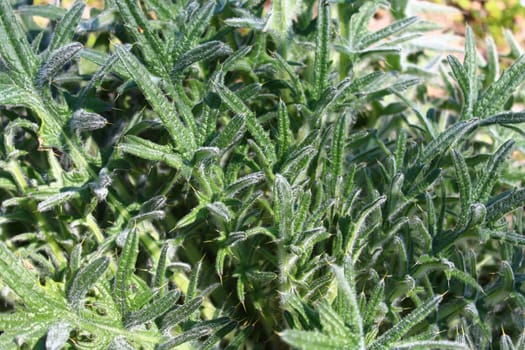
1;0;525;349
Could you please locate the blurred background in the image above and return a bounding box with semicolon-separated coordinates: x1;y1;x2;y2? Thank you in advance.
431;0;525;46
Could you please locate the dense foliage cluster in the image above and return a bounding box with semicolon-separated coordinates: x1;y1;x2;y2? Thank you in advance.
1;0;525;349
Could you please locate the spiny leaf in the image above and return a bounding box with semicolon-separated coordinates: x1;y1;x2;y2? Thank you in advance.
16;5;66;20
0;0;37;77
280;330;356;350
316;300;349;338
418;119;478;165
451;150;472;228
114;229;139;316
274;53;306;105
67;256;110;309
153;242;170;296
479;111;525;126
447;55;468;101
369;295;443;350
264;0;301;38
114;45;195;153
77;53;118;107
118;135;184;170
474;139;514;202
394;129;407;173
115;0;164;67
277;100;291;159
158;325;212;350
207;202;232;223
313;0;330;101
359;16;418;49
485;36;499;85
330;114;347;193
0;241;55;309
333;260;365;349
392;340;468;349
36;42;83;88
363;279;385;329
486;188;525;222
462;26;478;120
224;171;265;197
172;41;232;77
161;297;203;333
37;190;80;212
70;109;107;131
173;1;214;60
346;195;386;258
212;114;246;150
348;1;381;49
47;2;85;53
274;174;293;240
187;259;202;301
475;54;525;118
124;290;180;328
211;80;275;163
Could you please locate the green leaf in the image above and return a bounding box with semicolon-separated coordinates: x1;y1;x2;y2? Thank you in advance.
316;301;350;338
474;54;525;118
16;5;67;20
118;135;184;170
77;53;118;107
363;279;385;330
330;114;347;194
333;260;365;349
37;42;83;88
0;0;37;78
37;190;80;212
172;41;232;77
369;295;443;350
451;150;472;227
158;325;212;350
124;290;180;328
47;2;85;53
359;16;418;49
115;0;165;67
212;114;246;150
479;111;525;126
114;45;195;154
392;340;468;349
462;26;478;120
485;36;499;85
277;100;291;159
153;242;170;295
280;330;354;350
114;229;139;316
67;256;110;309
70;109;107;131
161;297;203;333
474;139;514;202
173;1;214;60
313;0;330;101
211;80;275;163
264;0;300;38
207;202;232;223
187;259;202;301
418;119;478;165
346;195;386;259
486;188;525;222
223;171;265;197
274;174;293;240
